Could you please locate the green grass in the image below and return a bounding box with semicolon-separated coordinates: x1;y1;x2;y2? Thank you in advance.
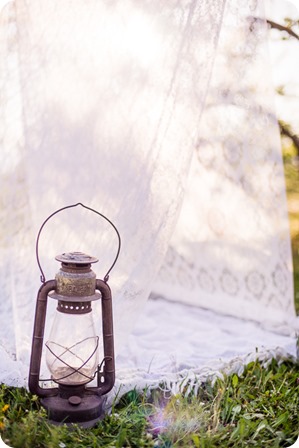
0;359;298;447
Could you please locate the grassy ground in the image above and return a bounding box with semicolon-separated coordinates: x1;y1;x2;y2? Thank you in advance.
1;144;298;448
0;359;298;448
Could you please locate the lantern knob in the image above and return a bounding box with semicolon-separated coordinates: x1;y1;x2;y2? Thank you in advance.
55;252;99;265
68;396;82;406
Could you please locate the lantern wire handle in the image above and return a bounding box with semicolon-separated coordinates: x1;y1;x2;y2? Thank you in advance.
35;202;121;284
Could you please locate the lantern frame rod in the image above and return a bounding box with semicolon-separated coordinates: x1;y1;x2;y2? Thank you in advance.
35;202;121;283
29;280;59;397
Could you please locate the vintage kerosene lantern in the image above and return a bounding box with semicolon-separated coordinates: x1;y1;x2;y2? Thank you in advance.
28;203;121;427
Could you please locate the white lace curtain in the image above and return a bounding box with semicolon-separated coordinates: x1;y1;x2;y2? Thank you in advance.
0;0;297;389
156;0;296;328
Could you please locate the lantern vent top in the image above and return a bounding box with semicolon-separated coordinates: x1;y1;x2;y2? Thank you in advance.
55;252;98;265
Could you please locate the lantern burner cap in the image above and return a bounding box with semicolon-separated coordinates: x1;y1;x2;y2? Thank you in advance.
55;252;98;265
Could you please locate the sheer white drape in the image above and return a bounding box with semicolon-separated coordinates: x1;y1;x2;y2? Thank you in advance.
115;0;299;394
0;0;297;389
155;0;296;330
0;0;226;385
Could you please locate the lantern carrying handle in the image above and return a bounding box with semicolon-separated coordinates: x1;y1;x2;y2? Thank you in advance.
35;202;121;284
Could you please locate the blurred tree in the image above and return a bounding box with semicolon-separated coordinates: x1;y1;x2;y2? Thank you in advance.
267;18;299;40
266;16;299;159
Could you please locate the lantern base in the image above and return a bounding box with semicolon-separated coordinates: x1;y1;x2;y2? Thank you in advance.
41;392;106;428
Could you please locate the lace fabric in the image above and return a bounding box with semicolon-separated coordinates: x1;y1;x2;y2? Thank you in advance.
155;0;296;329
0;0;297;390
115;296;297;399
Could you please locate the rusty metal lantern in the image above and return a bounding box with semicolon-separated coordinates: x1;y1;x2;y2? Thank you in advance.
28;203;121;428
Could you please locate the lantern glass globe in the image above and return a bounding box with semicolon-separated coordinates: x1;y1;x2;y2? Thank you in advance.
46;310;99;385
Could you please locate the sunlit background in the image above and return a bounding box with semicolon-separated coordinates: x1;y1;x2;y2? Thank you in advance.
0;0;298;165
265;0;299;130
